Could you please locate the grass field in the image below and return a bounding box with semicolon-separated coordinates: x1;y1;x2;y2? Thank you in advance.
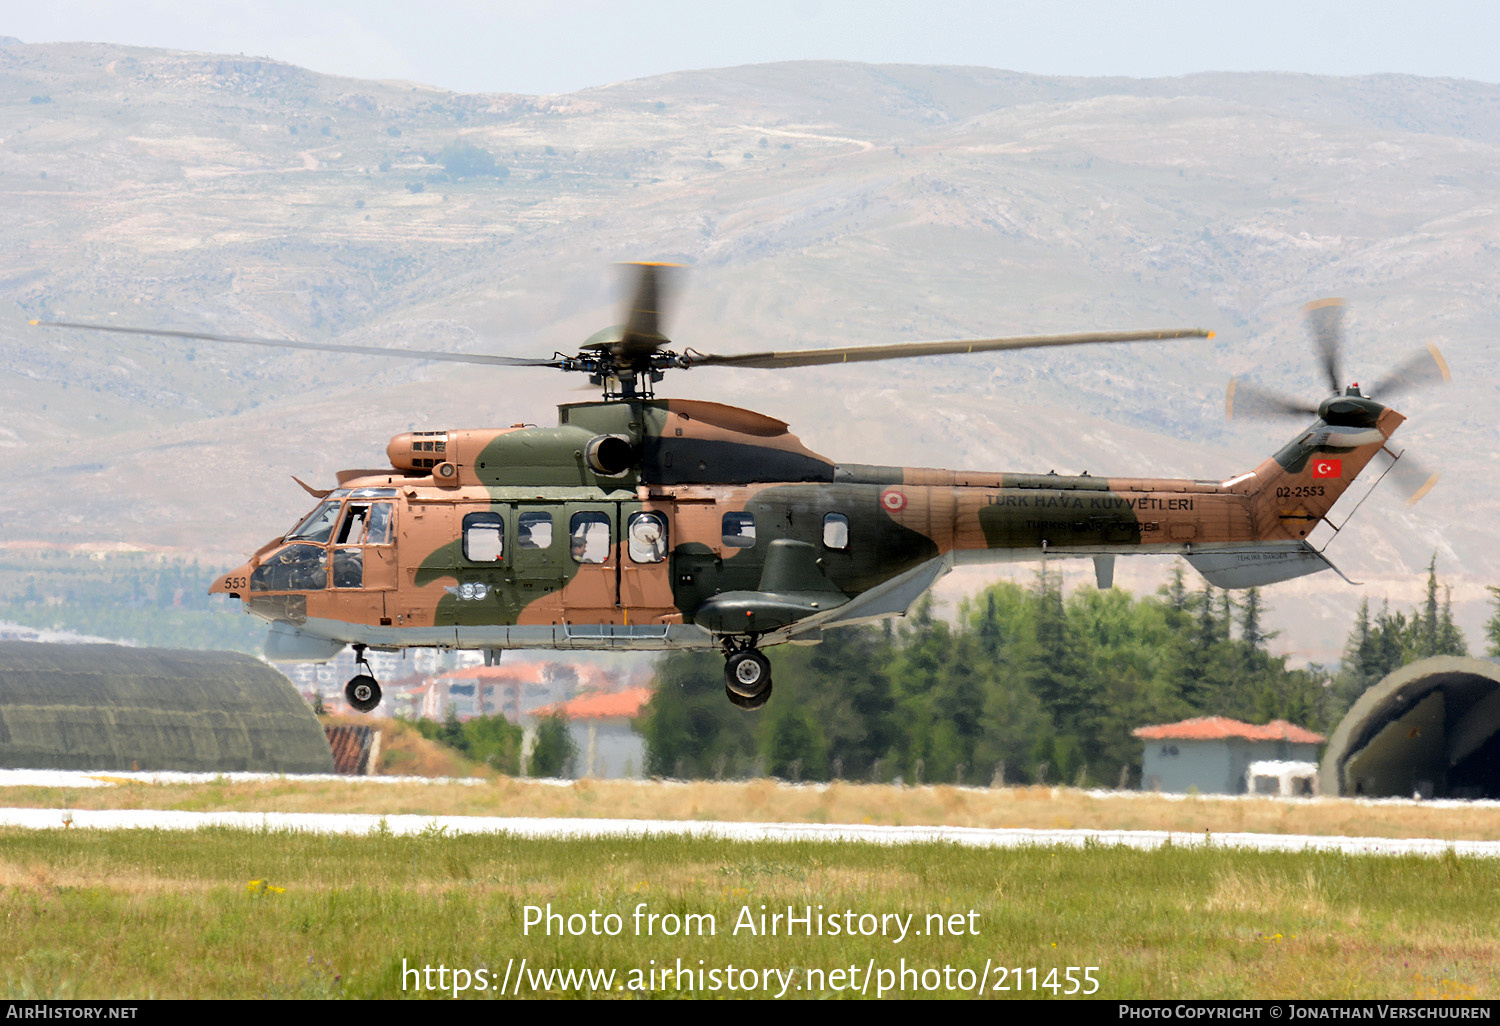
1;775;1498;999
1;826;1495;1000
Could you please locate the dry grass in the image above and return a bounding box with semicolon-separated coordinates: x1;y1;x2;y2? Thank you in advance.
358;716;494;779
2;828;1498;999
3;773;1499;840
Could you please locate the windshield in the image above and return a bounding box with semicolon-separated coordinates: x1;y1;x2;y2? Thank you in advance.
286;500;341;543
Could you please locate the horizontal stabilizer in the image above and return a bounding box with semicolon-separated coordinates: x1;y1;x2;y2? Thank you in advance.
1186;543;1334;589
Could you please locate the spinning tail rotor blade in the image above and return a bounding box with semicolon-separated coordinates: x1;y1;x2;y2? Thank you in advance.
1304;298;1346;395
1367;345;1452;403
1384;450;1442;505
1225;378;1320;421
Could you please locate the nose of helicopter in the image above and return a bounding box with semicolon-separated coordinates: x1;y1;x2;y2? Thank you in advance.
209;565;250;598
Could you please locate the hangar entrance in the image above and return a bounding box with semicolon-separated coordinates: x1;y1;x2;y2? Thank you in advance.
1321;657;1500;799
1449;729;1500;797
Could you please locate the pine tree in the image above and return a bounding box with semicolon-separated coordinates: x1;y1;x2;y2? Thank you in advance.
1486;587;1500;658
1416;555;1441;658
1331;597;1376;711
1438;586;1468;656
1239;589;1265;649
1167;561;1190;615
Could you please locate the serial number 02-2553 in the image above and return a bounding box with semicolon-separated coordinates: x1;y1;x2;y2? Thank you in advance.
993;966;1099;994
1275;485;1325;499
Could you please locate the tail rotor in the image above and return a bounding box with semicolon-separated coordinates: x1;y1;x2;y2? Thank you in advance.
1225;298;1451;504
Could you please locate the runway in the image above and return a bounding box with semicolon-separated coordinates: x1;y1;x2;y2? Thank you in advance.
3;769;1496;857
2;804;1498;858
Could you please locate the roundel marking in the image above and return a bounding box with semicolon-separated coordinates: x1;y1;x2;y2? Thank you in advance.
880;488;908;513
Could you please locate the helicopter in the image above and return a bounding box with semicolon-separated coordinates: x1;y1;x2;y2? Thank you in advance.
33;265;1448;712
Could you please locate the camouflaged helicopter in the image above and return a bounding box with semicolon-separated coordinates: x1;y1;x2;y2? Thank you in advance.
34;266;1448;712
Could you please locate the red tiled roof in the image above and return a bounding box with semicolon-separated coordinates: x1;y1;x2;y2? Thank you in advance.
1133;716;1324;744
436;663;614;687
437;663;550;681
532;686;654;721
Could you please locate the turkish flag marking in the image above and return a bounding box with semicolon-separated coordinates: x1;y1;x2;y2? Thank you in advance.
1313;459;1343;479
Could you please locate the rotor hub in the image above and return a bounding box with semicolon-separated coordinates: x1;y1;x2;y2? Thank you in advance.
1317;393;1384;428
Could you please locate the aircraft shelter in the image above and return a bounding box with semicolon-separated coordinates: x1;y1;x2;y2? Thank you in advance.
1321;656;1500;799
0;642;334;774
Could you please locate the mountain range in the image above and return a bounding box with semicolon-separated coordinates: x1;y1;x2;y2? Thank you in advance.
3;39;1497;662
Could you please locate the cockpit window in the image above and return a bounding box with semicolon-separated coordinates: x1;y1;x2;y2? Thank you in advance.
250;544;327;592
287;501;341;543
366;502;393;545
336;504;369;545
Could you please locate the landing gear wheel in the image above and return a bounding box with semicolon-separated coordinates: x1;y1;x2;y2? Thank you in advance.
345;673;381;713
724;649;772;698
725;679;772;711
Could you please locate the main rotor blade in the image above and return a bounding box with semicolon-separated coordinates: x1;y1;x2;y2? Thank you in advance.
1225;379;1321;421
29;320;562;367
684;327;1213;370
616;262;679;357
1366;345;1452;403
1304;298;1345;394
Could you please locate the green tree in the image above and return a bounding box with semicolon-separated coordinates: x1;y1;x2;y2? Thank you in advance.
787;624;897;778
439;140;508;180
1485;586;1500;657
762;702;827;780
1239;588;1273;651
530;713;577;777
462;715;524;774
638;650;755;777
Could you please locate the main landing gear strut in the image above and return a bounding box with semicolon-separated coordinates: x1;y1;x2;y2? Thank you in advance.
344;643;382;714
722;639;772;711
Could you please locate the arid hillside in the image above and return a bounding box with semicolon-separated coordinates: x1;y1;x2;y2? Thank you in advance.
3;40;1497;659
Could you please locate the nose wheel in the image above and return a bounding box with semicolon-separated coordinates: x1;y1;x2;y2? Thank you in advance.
344;644;382;713
724;646;772;705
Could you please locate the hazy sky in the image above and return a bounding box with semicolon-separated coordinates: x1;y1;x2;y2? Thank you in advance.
7;1;1500;96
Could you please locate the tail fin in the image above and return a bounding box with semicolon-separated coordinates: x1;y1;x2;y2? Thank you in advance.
1188;404;1403;589
1229;405;1403;542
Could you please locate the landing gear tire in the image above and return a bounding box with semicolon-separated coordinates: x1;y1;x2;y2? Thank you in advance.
345;673;382;713
725;679;773;711
724;649;772;699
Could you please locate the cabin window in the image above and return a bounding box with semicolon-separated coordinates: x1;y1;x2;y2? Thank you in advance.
569;511;611;564
627;512;668;563
462;511;505;562
822;512;849;550
517;511;553;549
250;544;327;592
722;512;756;548
286;501;341;543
